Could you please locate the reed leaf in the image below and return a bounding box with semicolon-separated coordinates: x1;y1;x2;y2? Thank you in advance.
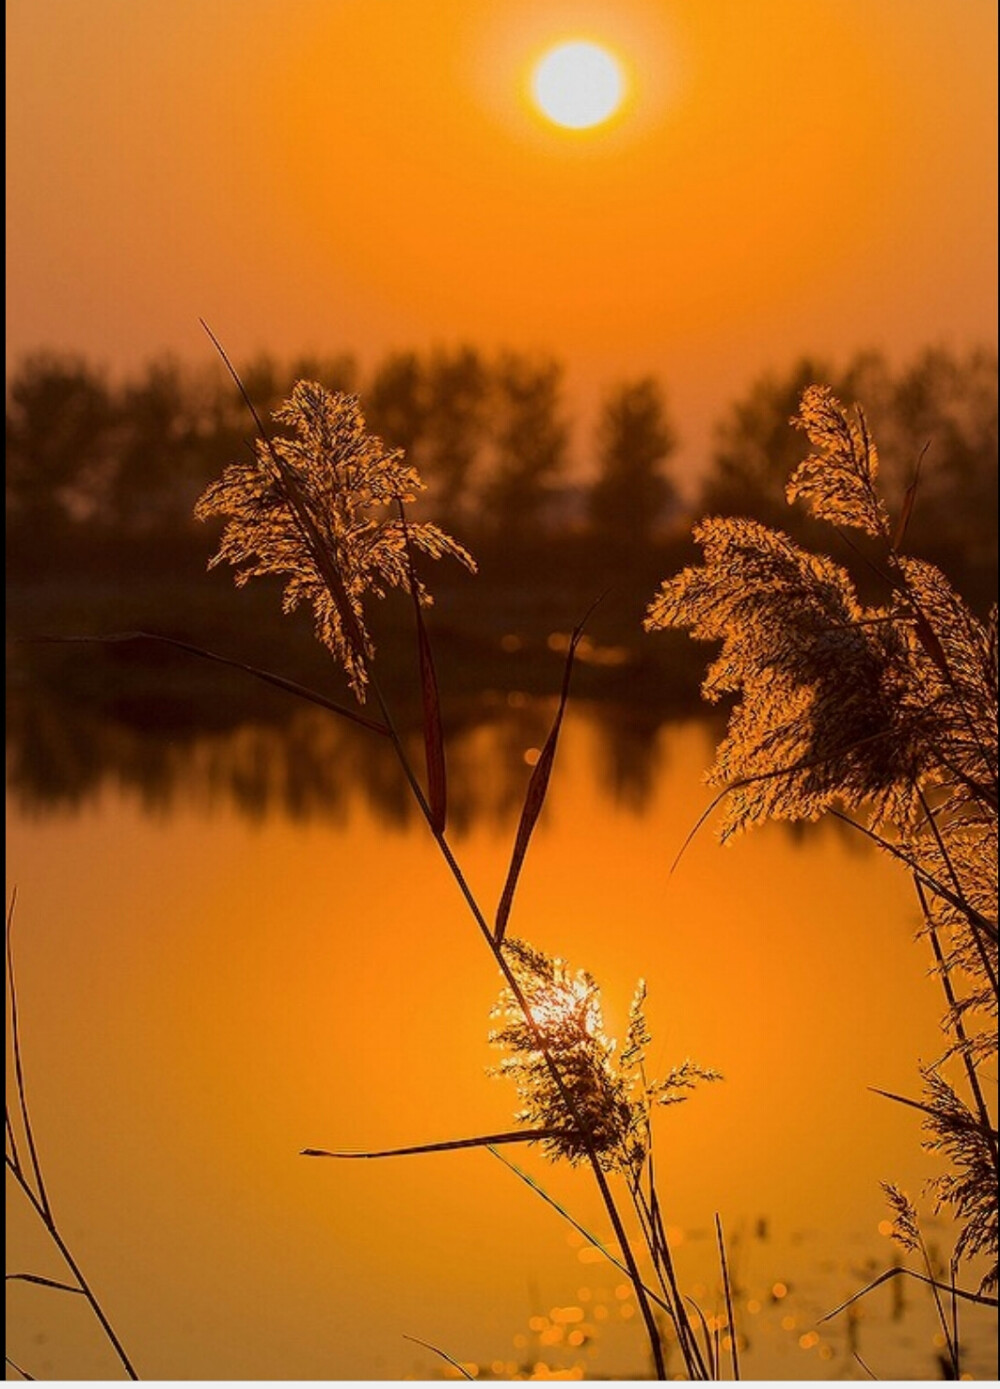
495;599;603;944
25;633;390;737
870;1087;1000;1140
715;1213;740;1381
683;1295;716;1382
892;444;927;553
398;500;447;835
488;1147;676;1320
402;1335;474;1380
820;1265;998;1321
6;1273;84;1295
302;1128;565;1160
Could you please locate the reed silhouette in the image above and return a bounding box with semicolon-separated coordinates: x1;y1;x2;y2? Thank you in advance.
648;385;998;1375
187;345;727;1381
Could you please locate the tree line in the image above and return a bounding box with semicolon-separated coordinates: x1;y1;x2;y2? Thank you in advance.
6;342;996;594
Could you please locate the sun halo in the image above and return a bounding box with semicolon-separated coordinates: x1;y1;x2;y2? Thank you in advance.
530;40;627;131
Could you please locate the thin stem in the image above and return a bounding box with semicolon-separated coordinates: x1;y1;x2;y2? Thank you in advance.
402;1334;474;1380
916;1230;959;1379
6;1105;24;1179
852;1350;878;1380
646;1176;708;1379
489;1146;678;1321
630;1178;675;1311
914;877;998;1170
826;811;997;943
6;895;51;1220
915;785;998;998
365;671;667;1379
949;1258;960;1384
208;347;668;1376
715;1214;741;1381
630;1182;703;1379
628;1147;706;1380
6;1156;138;1380
683;1296;717;1382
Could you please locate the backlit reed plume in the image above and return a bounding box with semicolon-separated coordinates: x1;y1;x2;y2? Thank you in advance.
194;380;474;699
490;939;719;1176
646;385;998;1301
489;941;724;1379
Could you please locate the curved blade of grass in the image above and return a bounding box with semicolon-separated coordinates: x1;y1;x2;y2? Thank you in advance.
26;633;390;737
715;1214;740;1381
6;893;50;1219
892;442;928;553
302;1128;565;1159
495;596;605;944
869;1086;1000;1139
827;812;997;943
820;1265;998;1321
683;1294;716;1381
6;1108;23;1178
6;1273;84;1294
402;1335;474;1380
397;500;447;835
852;1350;878;1380
669;725;904;875
487;1147;677;1322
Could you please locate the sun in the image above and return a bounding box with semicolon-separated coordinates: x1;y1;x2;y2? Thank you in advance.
531;41;626;130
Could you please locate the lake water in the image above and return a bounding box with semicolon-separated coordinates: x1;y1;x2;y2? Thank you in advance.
6;701;996;1380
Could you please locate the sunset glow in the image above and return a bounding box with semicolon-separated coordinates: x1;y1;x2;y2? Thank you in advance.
6;1;996;478
6;0;997;1382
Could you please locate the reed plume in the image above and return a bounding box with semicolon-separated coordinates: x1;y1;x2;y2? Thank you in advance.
194;380;474;699
647;385;998;1300
490;939;719;1175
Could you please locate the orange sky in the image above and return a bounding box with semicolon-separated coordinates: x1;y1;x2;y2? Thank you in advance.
6;0;998;479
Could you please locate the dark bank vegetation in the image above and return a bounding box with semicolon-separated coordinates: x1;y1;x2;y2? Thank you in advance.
6;343;997;824
6;341;996;594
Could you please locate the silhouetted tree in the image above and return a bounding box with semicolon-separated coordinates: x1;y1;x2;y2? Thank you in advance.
484;352;567;536
287;352;356;396
882;345;998;568
190;352;358;523
589;377;677;548
699;346;997;603
699;355;835;528
365;351;427;457
206;352;356;443
109;358;198;534
423;346;489;525
6;353;116;530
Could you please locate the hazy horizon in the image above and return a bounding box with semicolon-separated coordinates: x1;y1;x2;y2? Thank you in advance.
7;0;997;484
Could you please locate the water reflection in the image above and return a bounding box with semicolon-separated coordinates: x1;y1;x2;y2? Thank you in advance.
6;669;996;1380
7;642;684;828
